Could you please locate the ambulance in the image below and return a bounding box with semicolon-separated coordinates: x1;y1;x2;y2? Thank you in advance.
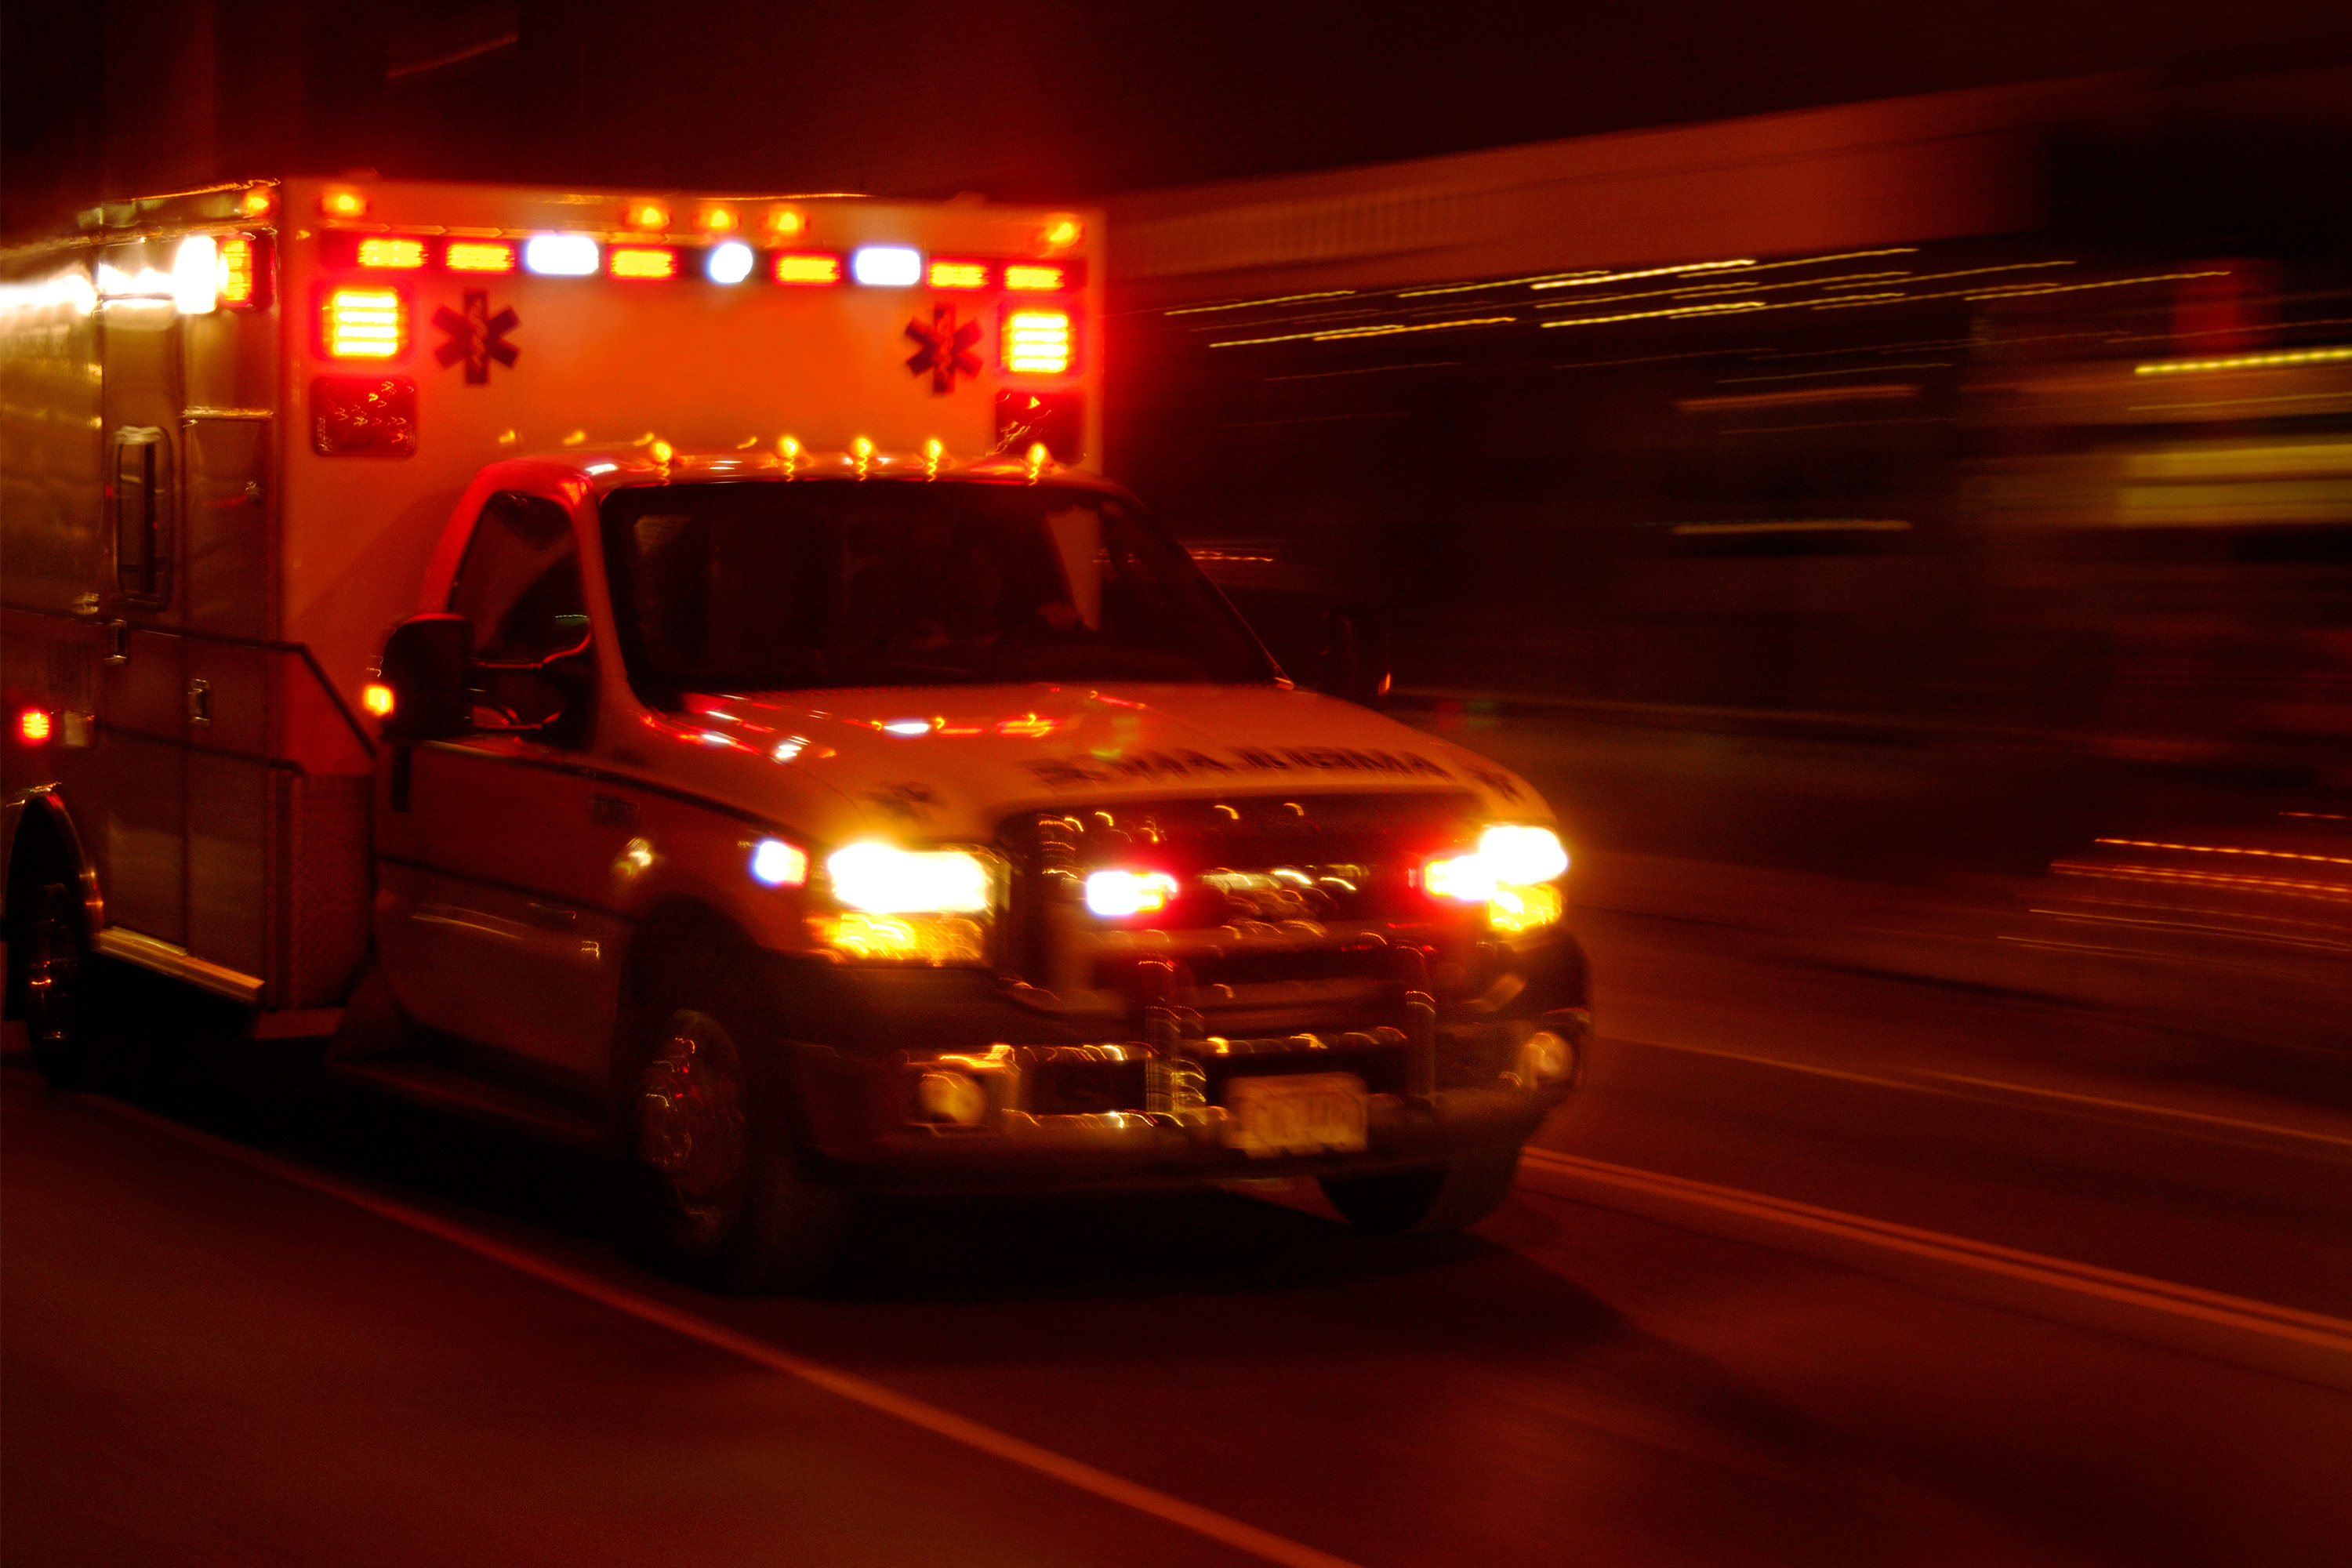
2;178;1590;1286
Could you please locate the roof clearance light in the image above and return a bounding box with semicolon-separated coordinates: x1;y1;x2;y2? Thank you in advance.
524;234;600;276
767;208;806;237
1004;263;1067;292
362;682;395;717
321;188;368;219
19;708;53;745
750;837;809;887
609;246;677;280
1085;869;1180;919
445;240;516;273
699;207;736;233
626;200;670;230
322;287;406;358
928;260;989;290
1004;309;1072;375
172;234;220;314
1040;216;1083;252
851;245;922;287
241;188;274;217
357;237;427;270
218;238;258;307
773;252;842;285
706;240;754;284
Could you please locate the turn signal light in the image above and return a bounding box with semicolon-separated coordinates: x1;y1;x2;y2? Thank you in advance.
322;287;406;358
18;708;53;745
1004;309;1072;375
357;238;427;269
362;682;395;718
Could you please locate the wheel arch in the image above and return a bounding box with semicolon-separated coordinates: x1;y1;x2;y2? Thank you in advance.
4;786;102;935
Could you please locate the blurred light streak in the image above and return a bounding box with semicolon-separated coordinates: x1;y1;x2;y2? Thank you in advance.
1670;520;1911;535
1720;363;1951;382
2094;839;2352;868
2057;864;2352;903
2126;394;2352;413
1398;272;1611;298
1550;348;1769;371
1265;361;1461;380
1530;260;1756;289
1165;289;1356;316
1722;416;1955;434
1542;301;1767;328
1210;316;1513;347
2135;347;2352;376
1679;384;1918;412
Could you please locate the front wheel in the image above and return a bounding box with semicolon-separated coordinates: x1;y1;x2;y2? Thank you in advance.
10;878;96;1091
1320;1144;1523;1236
620;1000;850;1294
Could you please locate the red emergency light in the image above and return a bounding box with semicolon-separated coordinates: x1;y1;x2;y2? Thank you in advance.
773;252;844;286
445;240;517;274
219;238;262;308
1004;308;1073;376
321;287;407;359
357;238;428;270
18;708;52;745
610;247;678;280
927;260;991;290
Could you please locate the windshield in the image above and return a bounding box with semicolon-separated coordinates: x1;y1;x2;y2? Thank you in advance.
599;479;1278;700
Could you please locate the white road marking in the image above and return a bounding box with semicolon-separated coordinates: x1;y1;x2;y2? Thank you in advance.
78;1093;1365;1568
1518;1147;2352;1359
1617;1034;2352;1152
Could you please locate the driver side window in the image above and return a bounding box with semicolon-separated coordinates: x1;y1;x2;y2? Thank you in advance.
450;491;593;745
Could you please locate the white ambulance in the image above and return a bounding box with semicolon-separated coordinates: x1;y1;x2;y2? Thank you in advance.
2;178;1589;1286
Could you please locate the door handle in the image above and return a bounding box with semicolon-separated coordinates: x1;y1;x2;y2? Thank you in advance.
187;678;212;728
102;620;129;666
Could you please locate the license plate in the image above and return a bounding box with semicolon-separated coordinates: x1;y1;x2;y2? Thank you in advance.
1224;1072;1368;1157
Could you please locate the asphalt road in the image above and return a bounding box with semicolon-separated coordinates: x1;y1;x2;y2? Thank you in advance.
9;887;2350;1567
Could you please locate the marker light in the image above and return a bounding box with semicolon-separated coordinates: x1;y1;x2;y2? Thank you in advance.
697;207;735;233
827;843;992;915
524;234;600;276
750;837;810;887
1040;216;1083;252
321;188;368;219
218;238;258;306
322;288;406;358
1004;310;1072;375
1004;263;1067;292
18;708;53;745
706;241;754;284
851;245;922;287
928;260;989;290
362;682;395;717
773;252;842;285
172;235;220;314
609;246;677;280
445;240;516;273
881;718;932;736
1085;869;1181;919
241;188;274;217
357;238;427;269
626;200;670;230
766;208;806;237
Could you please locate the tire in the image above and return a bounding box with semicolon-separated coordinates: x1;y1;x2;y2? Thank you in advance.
1320;1143;1523;1236
618;979;851;1294
9;875;97;1091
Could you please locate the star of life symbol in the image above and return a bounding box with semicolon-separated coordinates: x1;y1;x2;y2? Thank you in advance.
904;306;982;394
434;291;520;384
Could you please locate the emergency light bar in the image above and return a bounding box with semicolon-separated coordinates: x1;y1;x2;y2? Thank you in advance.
445;241;516;273
851;246;922;287
524;234;600;276
774;252;843;285
357;238;427;269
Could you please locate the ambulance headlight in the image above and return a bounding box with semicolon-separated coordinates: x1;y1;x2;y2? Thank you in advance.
1422;825;1568;934
826;843;993;914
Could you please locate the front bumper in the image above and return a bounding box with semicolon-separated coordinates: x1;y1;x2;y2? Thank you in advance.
763;933;1589;1195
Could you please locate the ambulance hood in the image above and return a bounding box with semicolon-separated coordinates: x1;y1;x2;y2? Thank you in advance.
670;682;1550;842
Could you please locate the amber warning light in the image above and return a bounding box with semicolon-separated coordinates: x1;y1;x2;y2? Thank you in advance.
1004;310;1073;376
18;708;53;745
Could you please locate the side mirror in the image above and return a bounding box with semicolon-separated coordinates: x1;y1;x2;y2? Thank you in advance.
379;613;472;742
1314;608;1392;709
